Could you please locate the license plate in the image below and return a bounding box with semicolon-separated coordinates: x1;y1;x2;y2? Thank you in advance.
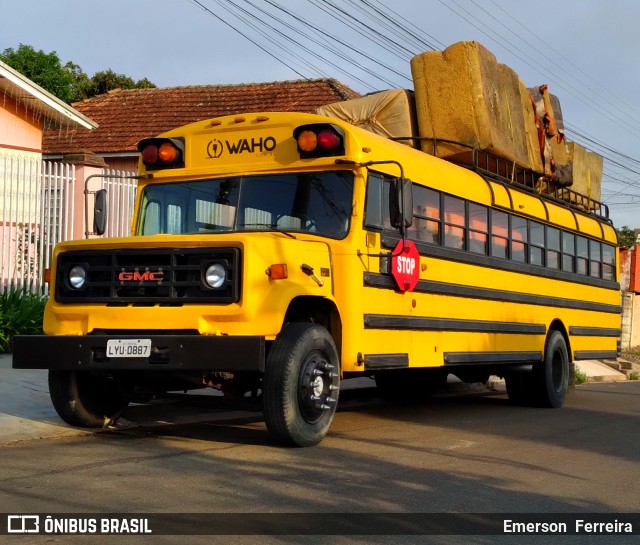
106;338;152;358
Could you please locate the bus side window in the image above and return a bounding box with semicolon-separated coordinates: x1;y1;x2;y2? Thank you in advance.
562;232;576;272
546;227;561;269
364;172;385;230
602;244;615;280
590;239;602;278
409;185;440;244
491;210;509;259
468;203;488;255
511;215;527;263
576;236;589;275
529;221;544;266
443;195;465;250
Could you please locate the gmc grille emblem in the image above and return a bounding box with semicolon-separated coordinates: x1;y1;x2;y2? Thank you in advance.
118;270;164;282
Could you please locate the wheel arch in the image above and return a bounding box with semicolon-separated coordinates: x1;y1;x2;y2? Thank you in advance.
283;296;342;359
548;318;572;360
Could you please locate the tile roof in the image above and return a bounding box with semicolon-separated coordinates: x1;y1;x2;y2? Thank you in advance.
43;78;360;155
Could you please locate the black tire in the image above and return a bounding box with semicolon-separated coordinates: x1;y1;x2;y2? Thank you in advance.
534;330;570;408
504;370;534;406
375;368;447;401
263;323;340;447
48;370;129;428
505;330;569;408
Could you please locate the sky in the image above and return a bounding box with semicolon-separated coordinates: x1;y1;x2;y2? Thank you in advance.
2;0;640;228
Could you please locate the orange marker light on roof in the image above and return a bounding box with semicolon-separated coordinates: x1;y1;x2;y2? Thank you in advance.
297;130;318;153
158;142;178;162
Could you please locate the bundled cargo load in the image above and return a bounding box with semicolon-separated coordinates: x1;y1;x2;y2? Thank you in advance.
318;40;605;213
316;89;418;147
529;84;572;185
567;141;603;207
410;41;542;174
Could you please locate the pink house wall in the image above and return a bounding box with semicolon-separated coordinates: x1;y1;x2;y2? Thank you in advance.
0;95;42;153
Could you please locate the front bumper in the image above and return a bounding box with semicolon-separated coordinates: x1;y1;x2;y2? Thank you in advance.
12;334;265;372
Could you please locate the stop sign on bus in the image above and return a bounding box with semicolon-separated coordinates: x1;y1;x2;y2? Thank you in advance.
391;239;420;292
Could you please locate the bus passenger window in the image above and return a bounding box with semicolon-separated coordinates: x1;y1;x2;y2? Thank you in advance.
602;244;615;280
511;216;527;263
468;203;488;254
409;186;440;244
576;236;589;275
529;221;544;266
562;232;576;272
491;210;508;259
590;240;602;278
546;227;560;269
443;195;465;250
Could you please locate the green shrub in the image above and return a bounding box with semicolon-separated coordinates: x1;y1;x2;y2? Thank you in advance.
0;289;47;353
574;366;589;385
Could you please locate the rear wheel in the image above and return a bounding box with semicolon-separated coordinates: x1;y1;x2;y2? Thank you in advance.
48;370;129;428
505;330;569;408
534;330;570;407
263;323;340;447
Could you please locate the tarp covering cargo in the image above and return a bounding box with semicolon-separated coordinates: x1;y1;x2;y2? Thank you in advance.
410;41;542;173
567;141;603;206
316;89;417;147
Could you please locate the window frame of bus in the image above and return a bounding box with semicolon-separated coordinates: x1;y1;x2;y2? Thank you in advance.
364;176;616;282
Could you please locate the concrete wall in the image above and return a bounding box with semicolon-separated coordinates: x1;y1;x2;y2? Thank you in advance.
619;246;640;350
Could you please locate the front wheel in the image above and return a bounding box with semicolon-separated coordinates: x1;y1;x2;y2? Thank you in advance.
48;370;129;428
263;323;340;447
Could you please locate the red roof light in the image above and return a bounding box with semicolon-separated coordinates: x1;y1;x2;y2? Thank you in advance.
317;129;341;151
141;144;159;164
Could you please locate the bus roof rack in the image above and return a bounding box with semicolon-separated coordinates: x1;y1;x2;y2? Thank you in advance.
393;136;611;224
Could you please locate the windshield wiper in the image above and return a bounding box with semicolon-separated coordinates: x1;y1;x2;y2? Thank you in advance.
240;224;297;239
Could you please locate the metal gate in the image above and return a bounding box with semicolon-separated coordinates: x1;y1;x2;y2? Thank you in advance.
1;155;137;293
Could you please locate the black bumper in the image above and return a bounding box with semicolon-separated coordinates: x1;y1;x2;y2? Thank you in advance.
12;334;265;372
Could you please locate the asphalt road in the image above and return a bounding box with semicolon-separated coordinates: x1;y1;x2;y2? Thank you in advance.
0;380;638;545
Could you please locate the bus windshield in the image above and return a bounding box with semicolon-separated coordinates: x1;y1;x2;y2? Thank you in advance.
138;171;354;239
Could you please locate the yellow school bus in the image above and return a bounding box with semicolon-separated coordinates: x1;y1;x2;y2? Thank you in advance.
13;112;620;447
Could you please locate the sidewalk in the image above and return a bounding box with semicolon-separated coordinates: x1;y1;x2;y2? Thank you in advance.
0;353;628;446
0;353;90;444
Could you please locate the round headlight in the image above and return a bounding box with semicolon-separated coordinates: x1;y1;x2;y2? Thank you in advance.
69;265;86;289
204;263;226;288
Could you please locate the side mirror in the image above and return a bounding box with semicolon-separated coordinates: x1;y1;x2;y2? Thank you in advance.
389;178;413;230
93;188;108;236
